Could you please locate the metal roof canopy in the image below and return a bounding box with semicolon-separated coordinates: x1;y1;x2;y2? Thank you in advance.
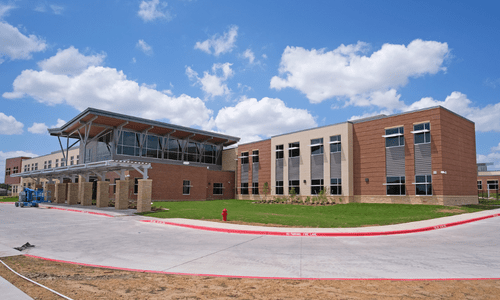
11;160;152;181
47;107;240;147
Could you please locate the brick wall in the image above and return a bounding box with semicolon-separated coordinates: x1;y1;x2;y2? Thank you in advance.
5;157;30;185
236;139;271;198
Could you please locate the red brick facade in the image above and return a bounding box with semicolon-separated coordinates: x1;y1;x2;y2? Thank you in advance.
5;157;30;185
477;175;500;194
236;139;271;197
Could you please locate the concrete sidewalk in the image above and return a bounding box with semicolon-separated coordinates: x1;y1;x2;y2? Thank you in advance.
0;244;33;300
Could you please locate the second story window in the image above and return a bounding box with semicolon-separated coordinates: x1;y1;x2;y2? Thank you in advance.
330;135;341;153
252;150;259;163
55;159;59;167
288;142;300;157
44;161;47;169
276;145;284;159
384;127;404;148
310;138;324;155
13;166;18;174
412;122;430;144
241;152;249;164
48;160;52;168
34;163;38;170
70;156;74;165
5;168;10;176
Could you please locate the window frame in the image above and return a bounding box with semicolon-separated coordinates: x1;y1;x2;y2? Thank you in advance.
384;126;404;148
330;178;342;195
415;174;432;196
412;122;431;145
386;176;406;196
487;180;499;190
310;138;324;155
477;180;483;190
213;182;223;195
134;178;139;194
288;142;300;158
240;152;249;165
252;182;259;195
240;183;249;195
329;135;341;153
275;181;284;195
275;145;284;159
183;180;191;195
288;180;300;195
252;150;259;163
311;179;324;195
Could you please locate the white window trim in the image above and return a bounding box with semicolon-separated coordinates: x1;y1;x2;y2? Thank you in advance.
288;147;300;150
309;143;323;147
382;133;403;138
410;129;430;134
328;141;341;144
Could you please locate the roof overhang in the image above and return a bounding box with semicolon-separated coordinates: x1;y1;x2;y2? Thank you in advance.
48;107;240;147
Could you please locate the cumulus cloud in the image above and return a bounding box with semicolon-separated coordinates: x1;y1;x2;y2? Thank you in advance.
186;63;234;98
271;39;449;109
211;97;317;143
194;25;238;56
3;50;212;128
27;118;66;134
138;0;171;22
242;48;255;64
0;150;39;182
0;112;24;135
136;39;153;55
38;46;105;76
0;21;47;63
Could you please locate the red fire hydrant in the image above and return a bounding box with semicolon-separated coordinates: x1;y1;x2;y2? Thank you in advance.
222;208;228;221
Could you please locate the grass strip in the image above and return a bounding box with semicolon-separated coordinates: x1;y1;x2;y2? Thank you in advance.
140;200;490;228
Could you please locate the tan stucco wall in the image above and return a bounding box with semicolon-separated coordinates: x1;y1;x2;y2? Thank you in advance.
270;122;353;197
221;148;237;171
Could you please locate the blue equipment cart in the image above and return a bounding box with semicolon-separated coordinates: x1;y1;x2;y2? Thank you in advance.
15;187;52;207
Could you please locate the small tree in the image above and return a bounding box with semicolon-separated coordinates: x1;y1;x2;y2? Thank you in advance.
263;182;269;201
289;187;296;204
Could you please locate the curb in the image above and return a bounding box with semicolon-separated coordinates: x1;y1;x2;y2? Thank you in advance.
23;254;500;281
45;206;114;218
140;213;500;237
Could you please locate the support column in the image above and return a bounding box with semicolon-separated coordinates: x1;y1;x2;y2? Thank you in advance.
45;184;56;203
55;183;67;204
137;179;152;213
80;182;93;206
96;181;109;208
115;180;129;210
67;183;79;205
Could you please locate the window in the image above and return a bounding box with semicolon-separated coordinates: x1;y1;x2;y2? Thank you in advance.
311;138;324;155
241;152;249;164
487;180;499;190
76;155;79;164
276;145;284;159
44;161;47;169
384;127;404;148
276;181;283;195
60;160;64;167
34;163;38;170
288;142;300;157
146;135;161;158
330;178;342;195
13;166;18;174
5;168;10;176
252;150;259;163
311;179;324;195
166;139;182;161
415;175;432;196
289;180;300;195
213;183;223;195
413;122;430;144
70;156;74;165
24;165;28;172
186;142;199;162
386;176;406;195
117;131;140;156
330;135;341;153
48;160;52;168
134;178;139;194
252;182;259;195
55;159;59;168
477;180;482;190
203;144;217;164
113;178;118;194
183;180;191;195
241;183;249;195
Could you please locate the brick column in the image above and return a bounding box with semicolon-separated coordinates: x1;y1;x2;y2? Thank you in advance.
67;183;79;205
115;180;129;210
96;181;109;208
35;184;43;190
80;182;93;206
137;179;152;213
45;184;56;203
55;183;67;204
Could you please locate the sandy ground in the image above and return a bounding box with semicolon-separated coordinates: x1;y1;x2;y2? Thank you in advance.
1;256;499;299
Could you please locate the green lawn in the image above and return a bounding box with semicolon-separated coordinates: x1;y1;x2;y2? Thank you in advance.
141;200;491;228
0;196;17;202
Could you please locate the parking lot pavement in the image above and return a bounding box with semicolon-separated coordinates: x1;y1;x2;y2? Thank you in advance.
1;204;499;279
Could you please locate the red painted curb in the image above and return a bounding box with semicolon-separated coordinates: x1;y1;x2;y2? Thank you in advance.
140;213;500;237
46;206;114;218
23;254;500;281
0;201;15;204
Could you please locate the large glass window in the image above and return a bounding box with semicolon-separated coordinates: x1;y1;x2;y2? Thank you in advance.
415;175;432;196
183;180;191;195
241;183;249;195
166;139;182;160
330;135;341;153
311;179;324;195
386;176;406;195
203;144;216;164
186;142;199;162
487;180;499;190
252;150;259;163
276;181;283;195
146;135;161;158
384;127;404;148
276;145;284;159
118;131;139;156
311;138;324;155
213;183;223;195
413;122;430;144
252;182;259;195
288;142;300;157
330;178;342;195
241;152;249;164
289;180;300;195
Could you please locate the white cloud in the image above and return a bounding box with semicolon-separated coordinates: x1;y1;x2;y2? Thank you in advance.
492;143;500;152
33;3;64;14
136;39;153;56
50;4;64;14
271;39;449;106
477;151;500;172
0;3;14;18
0;112;23;135
4;52;212;128
54;118;65;127
38;46;105;76
194;25;238;56
211;97;317;143
138;0;171;22
0;150;39;183
0;21;47;63
28;122;48;134
262;54;267;59
242;48;255;64
186;63;234;98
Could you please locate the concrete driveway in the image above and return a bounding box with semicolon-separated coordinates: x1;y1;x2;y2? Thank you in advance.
0;204;499;279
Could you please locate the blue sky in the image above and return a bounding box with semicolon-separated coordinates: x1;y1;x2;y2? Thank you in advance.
1;0;500;182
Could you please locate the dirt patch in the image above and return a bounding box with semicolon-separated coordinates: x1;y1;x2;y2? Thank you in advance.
1;256;499;299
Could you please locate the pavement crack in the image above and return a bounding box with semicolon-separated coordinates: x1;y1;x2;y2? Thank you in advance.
163;235;264;271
